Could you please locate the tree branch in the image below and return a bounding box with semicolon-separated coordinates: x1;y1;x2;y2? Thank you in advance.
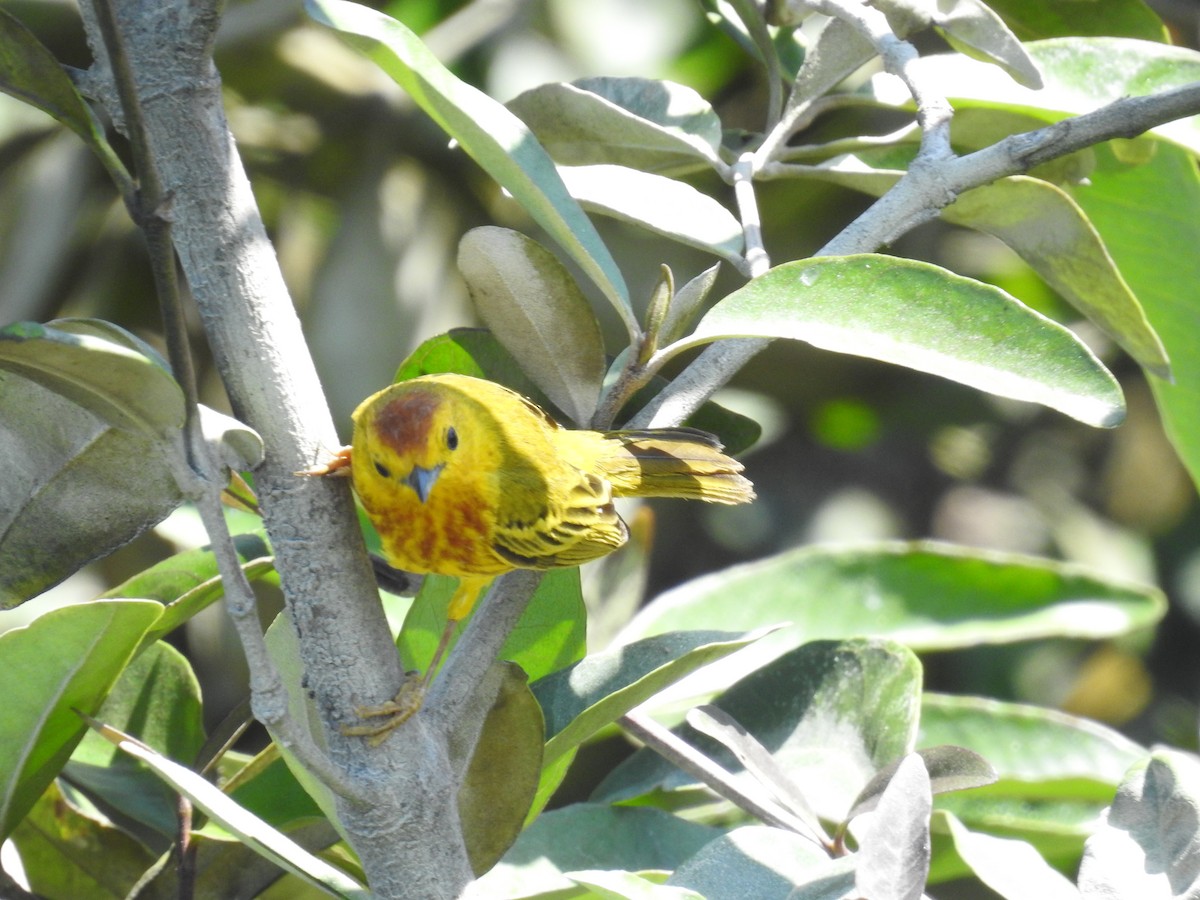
77;1;473;895
632;77;1200;430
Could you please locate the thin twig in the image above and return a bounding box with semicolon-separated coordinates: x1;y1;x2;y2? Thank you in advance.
191;482;364;802
91;0;202;453
631;31;1200;429
732;150;770;278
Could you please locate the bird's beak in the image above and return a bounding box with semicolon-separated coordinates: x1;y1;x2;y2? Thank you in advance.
406;463;443;503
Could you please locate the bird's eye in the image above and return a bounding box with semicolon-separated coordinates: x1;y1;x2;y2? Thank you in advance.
374;460;391;479
446;426;459;451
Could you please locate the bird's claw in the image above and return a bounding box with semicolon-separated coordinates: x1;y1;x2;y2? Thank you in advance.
341;671;426;746
296;446;353;477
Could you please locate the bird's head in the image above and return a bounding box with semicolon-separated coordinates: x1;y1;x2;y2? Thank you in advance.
353;382;462;504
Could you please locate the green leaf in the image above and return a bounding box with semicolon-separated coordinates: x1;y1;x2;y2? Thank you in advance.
616;542;1165;704
946;176;1169;377
853;752;931;900
919;693;1146;787
0;373;184;608
568;869;703;899
672;255;1125;428
1078;749;1200;899
595;639;923;822
867;38;1200;156
1067;143;1200;491
395;328;551;401
262;615;347;844
810;156;1169;378
982;0;1167;42
668;825;856;899
940;810;1080;900
922;0;1043;88
305;0;633;330
0;319;184;435
848;745;997;822
459;663;544;876
557;165;745;267
225;747;325;830
921;693;1147;875
199;404;264;471
9;780;155;900
0;599;161;841
0;8;129;188
100;532;275;644
458;226;606;425
64;641;206;844
660;264;721;348
507;77;723;176
685;704;826;843
528;629;769;821
394;329;762;454
222;748;326;830
398;568;586;683
470;803;722;899
93;724;368;898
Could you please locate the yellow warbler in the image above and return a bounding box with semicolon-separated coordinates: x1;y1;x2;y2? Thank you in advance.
319;373;754;738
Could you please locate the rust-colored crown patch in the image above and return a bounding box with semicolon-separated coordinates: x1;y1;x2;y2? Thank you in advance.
373;388;440;457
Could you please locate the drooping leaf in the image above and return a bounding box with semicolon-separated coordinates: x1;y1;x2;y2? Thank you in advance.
670;255;1125;428
0;373;184;607
0;599;161;841
0;8;129;187
557;165;745;268
923;0;1042;88
459;663;544;876
507;77;723;176
305;0;633;330
0;319;184;435
457;226;606;425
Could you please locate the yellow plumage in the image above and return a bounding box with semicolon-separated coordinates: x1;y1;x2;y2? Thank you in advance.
330;372;754;738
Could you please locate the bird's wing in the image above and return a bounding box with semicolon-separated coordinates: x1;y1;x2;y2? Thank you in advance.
491;470;628;570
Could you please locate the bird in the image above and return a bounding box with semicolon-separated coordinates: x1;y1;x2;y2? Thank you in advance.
312;372;754;740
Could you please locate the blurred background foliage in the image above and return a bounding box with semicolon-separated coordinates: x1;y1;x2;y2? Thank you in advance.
1;0;1199;757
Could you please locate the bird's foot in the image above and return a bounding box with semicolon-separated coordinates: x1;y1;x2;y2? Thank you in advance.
296;446;352;477
341;671;425;746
